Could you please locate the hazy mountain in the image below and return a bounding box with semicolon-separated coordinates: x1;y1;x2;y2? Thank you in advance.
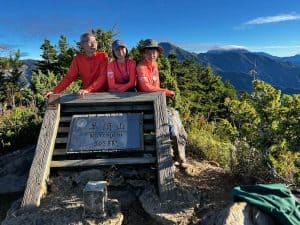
281;54;300;67
159;42;300;94
21;59;38;82
159;42;199;62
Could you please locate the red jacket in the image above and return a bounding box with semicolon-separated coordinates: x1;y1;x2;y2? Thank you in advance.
53;52;108;93
107;59;136;92
136;59;174;96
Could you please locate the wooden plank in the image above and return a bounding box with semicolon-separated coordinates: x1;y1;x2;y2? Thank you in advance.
60;116;72;122
57;123;154;134
143;114;154;120
61;104;153;113
58;92;161;104
55;137;67;144
144;124;155;131
53;148;67;155
153;93;175;201
53;144;155;156
60;114;154;123
55;134;155;145
21;104;61;208
51;156;156;168
57;124;153;134
58;126;69;133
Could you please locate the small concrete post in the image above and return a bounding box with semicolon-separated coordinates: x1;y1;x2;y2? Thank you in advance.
83;181;108;218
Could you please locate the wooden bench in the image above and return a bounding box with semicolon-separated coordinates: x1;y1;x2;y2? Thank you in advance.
21;92;175;208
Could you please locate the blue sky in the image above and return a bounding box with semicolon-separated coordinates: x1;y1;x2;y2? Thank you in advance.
1;0;300;59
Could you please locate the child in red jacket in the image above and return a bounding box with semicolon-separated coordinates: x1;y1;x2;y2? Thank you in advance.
107;40;136;92
137;39;174;97
137;39;187;165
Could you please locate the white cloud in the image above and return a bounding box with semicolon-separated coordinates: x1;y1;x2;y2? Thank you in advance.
245;13;300;25
210;45;247;51
250;45;300;50
177;43;248;52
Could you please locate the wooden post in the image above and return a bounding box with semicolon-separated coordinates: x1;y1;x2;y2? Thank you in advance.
21;104;61;208
153;93;175;201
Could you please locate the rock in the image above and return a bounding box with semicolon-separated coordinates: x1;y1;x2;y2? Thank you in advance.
2;175;123;225
201;202;275;225
109;188;137;207
0;146;35;193
73;169;105;185
126;179;147;187
139;185;201;225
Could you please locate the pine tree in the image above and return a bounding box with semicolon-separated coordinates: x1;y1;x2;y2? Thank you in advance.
37;39;59;75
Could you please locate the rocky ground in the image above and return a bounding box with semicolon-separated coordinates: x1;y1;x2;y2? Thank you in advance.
0;146;272;225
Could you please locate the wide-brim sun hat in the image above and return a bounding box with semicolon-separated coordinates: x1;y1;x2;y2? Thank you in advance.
141;39;163;54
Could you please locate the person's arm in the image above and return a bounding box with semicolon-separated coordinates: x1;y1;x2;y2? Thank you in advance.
119;60;136;92
137;66;174;96
52;57;79;94
85;54;108;92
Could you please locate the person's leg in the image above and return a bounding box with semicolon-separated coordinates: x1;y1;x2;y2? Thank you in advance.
167;107;187;164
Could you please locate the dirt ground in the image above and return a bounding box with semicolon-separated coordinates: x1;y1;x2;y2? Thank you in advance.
0;149;250;225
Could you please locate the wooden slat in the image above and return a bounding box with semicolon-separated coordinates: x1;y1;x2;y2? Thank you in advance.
51;156;156;168
21;104;61;208
144;124;155;130
56;134;155;145
60;116;72;122
143;114;154;120
53;144;155;156
55;137;68;144
53;148;66;155
153;93;175;201
61;104;153;113
57;124;154;134
58;127;69;133
58;92;161;104
59;114;154;123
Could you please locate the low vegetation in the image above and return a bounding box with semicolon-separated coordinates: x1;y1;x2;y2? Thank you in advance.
0;28;299;184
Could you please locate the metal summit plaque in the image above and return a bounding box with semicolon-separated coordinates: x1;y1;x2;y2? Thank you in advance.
66;113;144;153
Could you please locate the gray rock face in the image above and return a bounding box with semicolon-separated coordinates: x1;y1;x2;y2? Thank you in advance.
0;146;35;194
202;202;275;225
139;185;201;225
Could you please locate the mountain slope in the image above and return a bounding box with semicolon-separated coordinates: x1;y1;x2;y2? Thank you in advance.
159;42;300;93
159;42;199;61
281;54;300;67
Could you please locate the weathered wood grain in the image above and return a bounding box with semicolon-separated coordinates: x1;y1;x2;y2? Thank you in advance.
153;93;175;201
58;92;161;104
51;156;156;168
21;105;61;208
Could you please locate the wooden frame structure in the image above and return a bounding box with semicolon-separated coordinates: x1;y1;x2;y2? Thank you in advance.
21;92;175;208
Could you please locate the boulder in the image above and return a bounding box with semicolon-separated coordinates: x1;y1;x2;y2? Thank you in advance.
139;185;201;225
0;146;35;193
202;202;275;225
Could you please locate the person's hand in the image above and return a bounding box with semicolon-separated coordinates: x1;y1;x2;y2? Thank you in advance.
44;91;53;99
77;89;89;97
169;90;175;97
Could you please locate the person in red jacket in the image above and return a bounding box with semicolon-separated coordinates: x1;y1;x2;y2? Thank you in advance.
107;40;136;92
45;32;108;98
137;39;175;97
137;39;187;166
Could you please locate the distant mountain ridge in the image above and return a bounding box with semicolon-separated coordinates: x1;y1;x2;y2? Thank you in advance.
159;42;300;94
22;45;300;94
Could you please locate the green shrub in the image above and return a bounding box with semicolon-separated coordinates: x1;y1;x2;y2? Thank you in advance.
187;116;235;169
0;106;42;152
